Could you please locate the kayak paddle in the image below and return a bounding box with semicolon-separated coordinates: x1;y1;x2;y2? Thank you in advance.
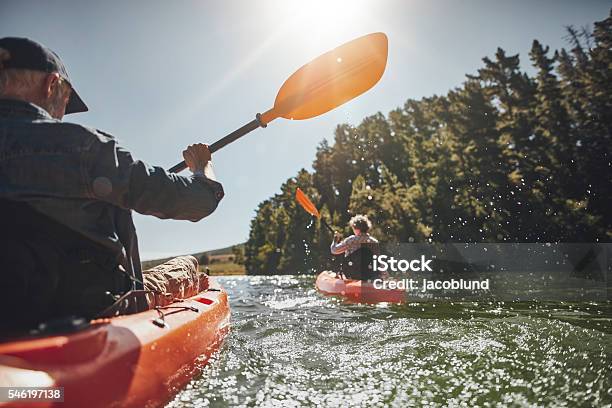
295;187;335;234
169;32;388;173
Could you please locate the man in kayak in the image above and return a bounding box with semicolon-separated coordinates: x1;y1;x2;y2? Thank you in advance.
330;214;380;280
0;37;223;330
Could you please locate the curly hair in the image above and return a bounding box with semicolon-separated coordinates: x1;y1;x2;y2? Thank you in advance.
349;214;372;233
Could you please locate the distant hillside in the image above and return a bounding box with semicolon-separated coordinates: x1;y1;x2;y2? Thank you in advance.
142;243;245;275
193;244;242;258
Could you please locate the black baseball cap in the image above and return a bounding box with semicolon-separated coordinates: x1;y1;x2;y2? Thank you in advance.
0;37;88;114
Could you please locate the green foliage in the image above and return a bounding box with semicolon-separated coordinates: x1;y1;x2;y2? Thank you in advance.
245;11;612;275
231;245;245;265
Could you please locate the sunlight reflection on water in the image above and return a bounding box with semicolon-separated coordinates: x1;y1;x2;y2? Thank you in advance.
168;275;612;407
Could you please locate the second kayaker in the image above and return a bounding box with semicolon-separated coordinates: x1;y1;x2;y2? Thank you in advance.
0;37;224;331
330;214;380;280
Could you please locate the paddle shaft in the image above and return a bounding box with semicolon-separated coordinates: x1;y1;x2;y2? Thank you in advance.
320;217;335;234
168;113;266;173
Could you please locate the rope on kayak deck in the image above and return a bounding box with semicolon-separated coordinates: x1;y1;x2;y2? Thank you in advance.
152;304;199;328
97;284;221;328
96;289;168;319
149;286;223;328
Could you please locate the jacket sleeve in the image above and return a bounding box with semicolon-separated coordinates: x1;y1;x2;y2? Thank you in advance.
330;236;355;255
86;133;224;222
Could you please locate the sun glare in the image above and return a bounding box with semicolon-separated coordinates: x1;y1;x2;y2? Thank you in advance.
269;0;374;53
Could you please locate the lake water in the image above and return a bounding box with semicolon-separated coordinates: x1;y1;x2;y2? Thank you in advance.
169;275;612;407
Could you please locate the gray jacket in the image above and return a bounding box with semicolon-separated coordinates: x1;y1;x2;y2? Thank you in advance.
0;98;224;284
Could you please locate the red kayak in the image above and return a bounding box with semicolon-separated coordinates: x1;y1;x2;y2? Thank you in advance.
315;271;405;304
0;278;230;408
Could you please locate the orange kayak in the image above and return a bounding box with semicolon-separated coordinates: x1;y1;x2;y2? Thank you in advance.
0;278;230;408
315;271;405;304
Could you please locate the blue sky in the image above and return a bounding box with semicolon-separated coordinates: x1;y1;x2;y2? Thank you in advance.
2;0;609;259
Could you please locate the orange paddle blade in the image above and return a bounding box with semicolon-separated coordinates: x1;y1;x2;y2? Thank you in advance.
295;188;320;219
260;32;388;124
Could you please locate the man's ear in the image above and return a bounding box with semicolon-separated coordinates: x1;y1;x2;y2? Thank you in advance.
43;72;61;98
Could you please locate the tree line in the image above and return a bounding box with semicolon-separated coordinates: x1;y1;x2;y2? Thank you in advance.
244;11;611;275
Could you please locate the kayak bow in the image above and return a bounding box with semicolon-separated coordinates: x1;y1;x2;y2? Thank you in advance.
315;271;405;304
